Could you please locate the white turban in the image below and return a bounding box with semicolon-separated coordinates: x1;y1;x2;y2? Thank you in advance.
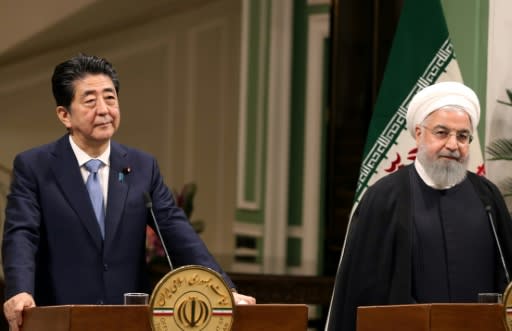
406;81;480;137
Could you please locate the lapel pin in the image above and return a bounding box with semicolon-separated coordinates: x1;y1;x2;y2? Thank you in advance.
119;167;131;183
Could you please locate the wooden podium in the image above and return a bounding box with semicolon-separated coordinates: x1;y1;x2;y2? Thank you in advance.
357;304;507;331
21;304;308;331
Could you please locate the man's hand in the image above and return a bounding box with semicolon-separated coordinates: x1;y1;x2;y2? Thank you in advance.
4;292;36;331
233;292;256;305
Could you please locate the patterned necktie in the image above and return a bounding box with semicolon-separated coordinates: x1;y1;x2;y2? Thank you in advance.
84;159;105;238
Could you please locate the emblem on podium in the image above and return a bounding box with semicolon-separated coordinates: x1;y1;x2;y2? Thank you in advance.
504;283;512;331
149;265;235;331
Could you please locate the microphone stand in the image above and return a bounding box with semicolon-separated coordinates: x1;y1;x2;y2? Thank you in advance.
486;205;510;284
144;192;174;271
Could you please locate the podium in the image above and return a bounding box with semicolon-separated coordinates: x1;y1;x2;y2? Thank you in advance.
357;304;507;331
21;304;308;331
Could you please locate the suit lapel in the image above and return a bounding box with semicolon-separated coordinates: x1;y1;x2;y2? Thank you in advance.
50;135;103;250
104;142;129;248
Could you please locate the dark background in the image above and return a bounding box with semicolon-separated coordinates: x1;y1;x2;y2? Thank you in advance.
323;0;404;276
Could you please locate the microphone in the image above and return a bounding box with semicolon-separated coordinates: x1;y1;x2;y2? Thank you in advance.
144;192;174;271
485;205;510;283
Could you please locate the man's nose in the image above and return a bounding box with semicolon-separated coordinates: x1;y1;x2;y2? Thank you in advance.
96;99;108;114
444;133;459;149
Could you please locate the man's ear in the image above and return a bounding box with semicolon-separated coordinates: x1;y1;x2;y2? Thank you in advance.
56;106;71;129
415;125;422;144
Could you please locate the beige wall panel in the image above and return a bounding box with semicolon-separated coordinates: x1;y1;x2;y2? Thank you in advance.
113;47;169;159
0;0;97;55
0;80;61;167
184;19;238;266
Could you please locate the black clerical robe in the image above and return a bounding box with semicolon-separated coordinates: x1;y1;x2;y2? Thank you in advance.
326;165;512;331
411;171;496;302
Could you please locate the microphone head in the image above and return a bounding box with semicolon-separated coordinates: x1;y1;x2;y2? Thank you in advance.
143;192;153;208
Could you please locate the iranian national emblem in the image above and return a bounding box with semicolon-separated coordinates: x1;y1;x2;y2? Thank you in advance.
149;265;235;331
176;295;210;328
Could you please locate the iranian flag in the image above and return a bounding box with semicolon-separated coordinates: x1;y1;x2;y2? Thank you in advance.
353;0;484;209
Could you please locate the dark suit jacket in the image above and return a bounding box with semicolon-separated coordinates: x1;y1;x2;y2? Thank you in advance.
2;134;234;305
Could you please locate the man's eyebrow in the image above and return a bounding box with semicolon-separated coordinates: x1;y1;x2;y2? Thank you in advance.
431;124;448;129
81;87;116;97
432;124;470;132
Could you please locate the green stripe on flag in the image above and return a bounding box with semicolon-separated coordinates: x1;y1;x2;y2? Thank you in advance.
365;0;449;146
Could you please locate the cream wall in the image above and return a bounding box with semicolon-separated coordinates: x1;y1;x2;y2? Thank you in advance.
0;0;241;270
0;0;98;55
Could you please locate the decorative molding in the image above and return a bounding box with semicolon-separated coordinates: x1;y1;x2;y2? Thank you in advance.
301;13;330;275
230;262;262;274
161;42;177;179
308;0;330;5
184;15;241;253
262;0;293;274
234;222;263;237
236;0;269;211
233;222;263;273
184;18;229;179
234;0;294;273
287;225;304;238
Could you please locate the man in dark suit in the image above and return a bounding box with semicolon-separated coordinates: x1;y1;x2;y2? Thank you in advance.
2;54;255;331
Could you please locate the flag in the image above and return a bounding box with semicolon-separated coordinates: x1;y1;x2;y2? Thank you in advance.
326;0;485;329
354;0;484;208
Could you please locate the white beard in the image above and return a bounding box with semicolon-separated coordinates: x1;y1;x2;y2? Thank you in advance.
416;143;469;188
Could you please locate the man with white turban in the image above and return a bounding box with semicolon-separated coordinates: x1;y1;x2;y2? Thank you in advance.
326;81;512;331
